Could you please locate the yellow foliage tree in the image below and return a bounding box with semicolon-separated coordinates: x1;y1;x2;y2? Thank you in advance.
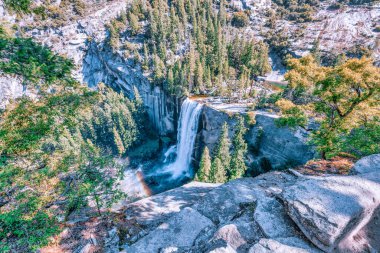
284;56;380;158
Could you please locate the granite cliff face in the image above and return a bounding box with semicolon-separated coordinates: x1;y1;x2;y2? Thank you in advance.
0;0;177;135
196;105;316;174
82;41;177;135
119;155;380;253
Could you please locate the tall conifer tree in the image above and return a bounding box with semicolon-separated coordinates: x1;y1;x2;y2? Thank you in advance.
230;116;248;180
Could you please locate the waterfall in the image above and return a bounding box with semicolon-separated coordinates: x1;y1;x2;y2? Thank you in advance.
161;98;203;179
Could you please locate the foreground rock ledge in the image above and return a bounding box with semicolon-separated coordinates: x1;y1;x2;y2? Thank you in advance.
121;155;380;253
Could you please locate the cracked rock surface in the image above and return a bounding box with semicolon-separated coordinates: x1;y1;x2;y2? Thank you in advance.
122;156;380;253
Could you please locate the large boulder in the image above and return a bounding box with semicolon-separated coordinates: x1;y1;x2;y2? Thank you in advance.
124;181;219;228
125;207;214;253
282;175;380;252
192;179;258;225
350;154;380;175
249;237;322;253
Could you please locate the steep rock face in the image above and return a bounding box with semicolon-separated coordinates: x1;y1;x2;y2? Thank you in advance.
122;155;380;253
197;105;316;174
82;42;176;135
3;0;176;135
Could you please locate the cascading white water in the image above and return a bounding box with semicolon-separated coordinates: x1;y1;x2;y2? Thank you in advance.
161;98;203;179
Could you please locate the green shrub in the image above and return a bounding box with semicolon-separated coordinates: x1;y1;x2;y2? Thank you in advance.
231;12;249;28
0;37;74;84
275;107;308;128
246;111;257;126
0;206;59;252
3;0;31;14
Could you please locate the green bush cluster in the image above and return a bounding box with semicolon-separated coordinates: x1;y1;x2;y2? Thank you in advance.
272;0;319;23
3;0;31;14
0;37;74;84
231;11;249;28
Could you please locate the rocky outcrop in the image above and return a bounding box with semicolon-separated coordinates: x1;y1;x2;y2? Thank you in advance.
350;154;380;175
0;74;38;110
126;207;214;253
281;174;380;252
0;74;23;110
122;155;380;253
197;105;316;174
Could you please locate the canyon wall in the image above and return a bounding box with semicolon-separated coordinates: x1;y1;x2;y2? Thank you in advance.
0;0;177;135
195;105;316;174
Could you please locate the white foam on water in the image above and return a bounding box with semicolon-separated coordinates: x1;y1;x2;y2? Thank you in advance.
161;98;203;179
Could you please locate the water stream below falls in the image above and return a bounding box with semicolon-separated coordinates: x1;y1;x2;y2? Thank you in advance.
122;98;203;197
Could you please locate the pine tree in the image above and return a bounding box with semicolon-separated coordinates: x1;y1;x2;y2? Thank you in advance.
204;65;212;89
229;116;248;180
210;157;226;183
148;8;157;39
143;43;150;70
177;0;188;24
194;59;204;92
133;48;141;64
113;127;125;155
214;122;231;170
188;40;196;91
153;54;166;83
197;146;211;182
218;0;227;26
128;11;141;35
133;85;143;106
167;67;174;93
